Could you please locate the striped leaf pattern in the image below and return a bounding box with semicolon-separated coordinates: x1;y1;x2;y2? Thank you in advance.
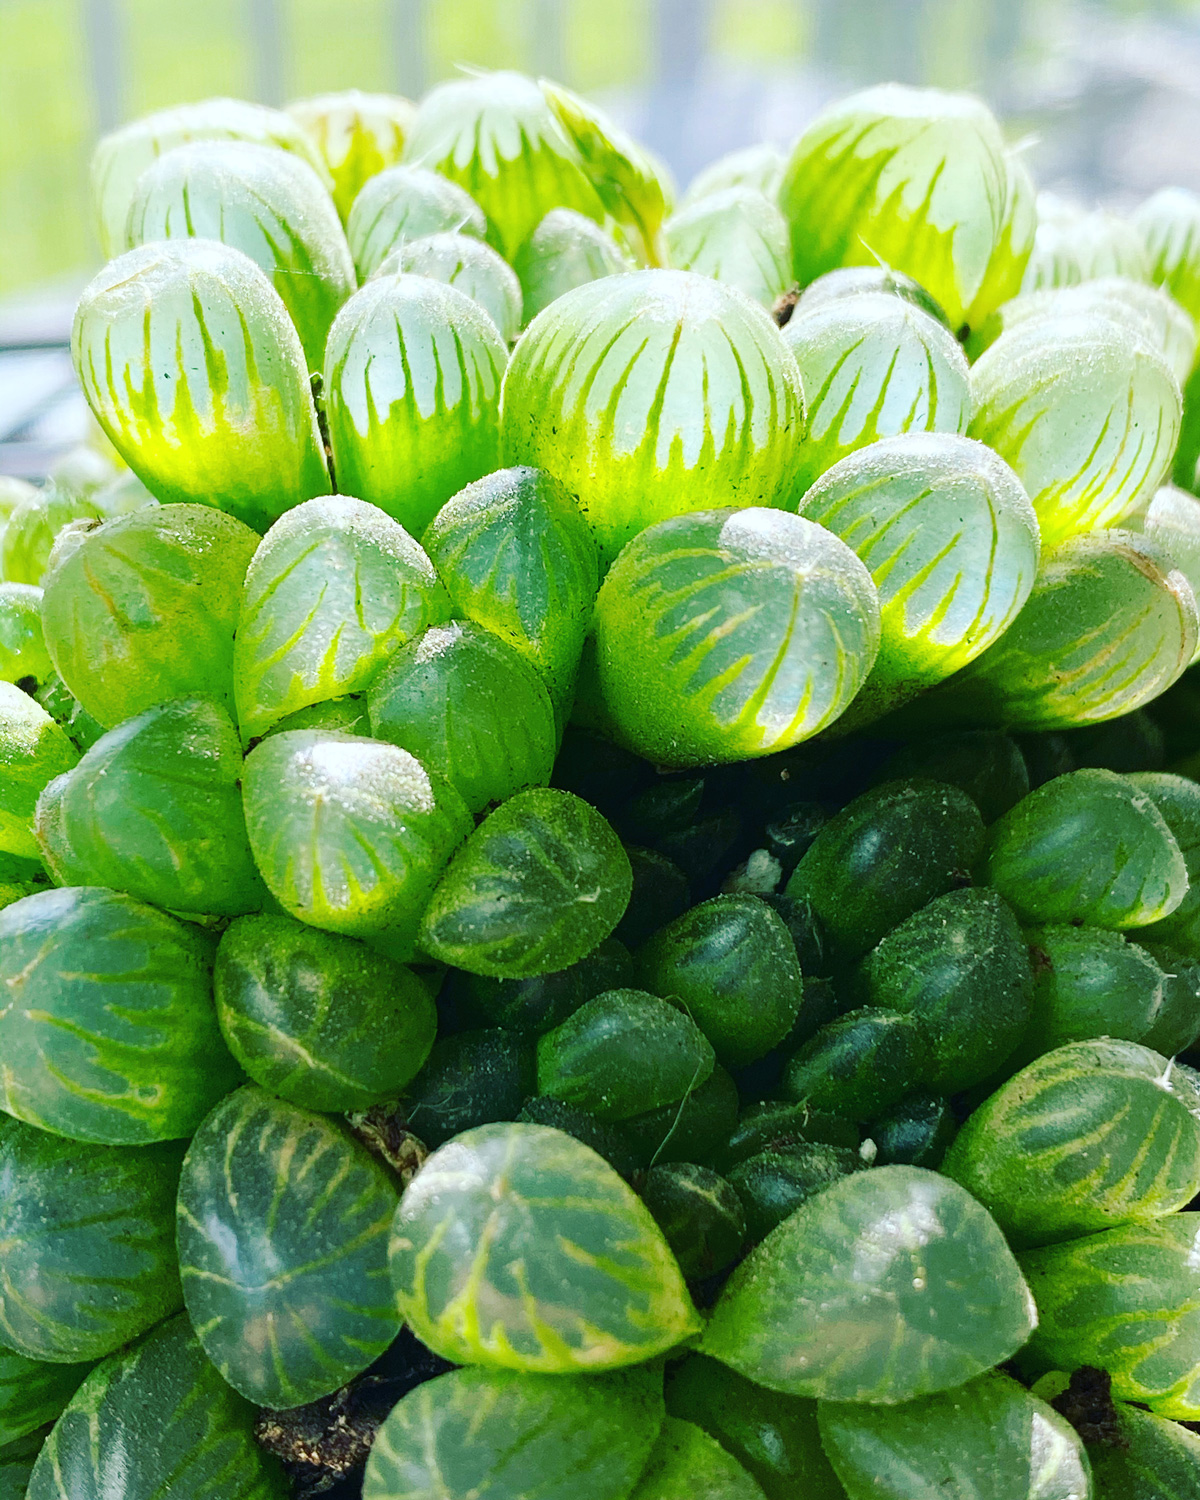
345;165;486;280
125;139;356;369
0;684;77;861
325;275;507;537
26;1315;288;1500
0;1434;42;1500
500;270;806;566
72;241;331;533
0;583;51;685
702;1166;1036;1404
784;294;971;499
1020;208;1151;293
944;1039;1200;1246
390;1122;700;1370
364;1365;664;1500
1089;1401;1200;1499
665;187;792;308
1134;186;1200;322
802;432;1039;725
287;91;414;224
0;887;239;1144
176;1087;400;1408
0;1345;91;1448
1019;1214;1200;1418
969;314;1181;545
591;508;880;767
513;208;635;326
376;232;522;342
629;1418;766;1500
233;494;449;739
0;1115;182;1363
241;730;472;952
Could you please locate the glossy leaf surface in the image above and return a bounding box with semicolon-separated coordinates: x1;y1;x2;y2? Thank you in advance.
665;187;791;307
629;1418;767;1500
0;1344;91;1448
288;88;414;222
345;163;486;279
0;683;77;859
513;207;634;324
0;583;51;683
376;230;522;341
1088;1401;1200;1498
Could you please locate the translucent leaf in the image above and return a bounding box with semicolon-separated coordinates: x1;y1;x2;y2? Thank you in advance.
126;139;356;369
1137;486;1200;661
1133;185;1200;322
233;494;447;739
680;144;787;210
1022;205;1151;292
501;269;805;566
72;241;331;532
666;187;792;308
376;230;522;340
345;163;486;280
288;89;415;223
0;682;78;859
0;483;104;586
0;584;51;686
177;1086;399;1407
591;509;880;767
325;275;507;536
513;208;635;325
389;1121;701;1370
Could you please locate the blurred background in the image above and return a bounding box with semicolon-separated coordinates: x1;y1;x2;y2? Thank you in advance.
3;0;1200;473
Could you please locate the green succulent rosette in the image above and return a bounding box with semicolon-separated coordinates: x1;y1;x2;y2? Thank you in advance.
0;483;104;585
419;787;631;977
1022;203;1151;292
177;1087;399;1408
214;912;436;1113
233;493;447;739
901;529;1199;731
35;699;265;916
802;433;1040;726
0;1344;91;1448
818;1371;1090;1500
126;140;356;370
501;270;805;566
680;144;787;209
27;1314;288;1500
364;1364;664;1500
969;312;1181;544
288;88;415;222
541;78;673;266
1088;1401;1200;1498
0;1114;182;1363
403;71;609;262
422;465;600;723
73;241;330;531
784;294;972;499
703;1165;1036;1403
945;1039;1200;1247
345;163;487;280
390;1121;700;1370
1019;1214;1200;1417
324;274;507;536
779;83;1032;331
40;503;259;728
985;768;1187;928
0;682;77;858
90;96;332;260
0;886;240;1144
590;508;880;767
375;230;523;341
241;729;472;950
665;187;791;308
0;583;51;685
513;208;635;325
368;621;557;815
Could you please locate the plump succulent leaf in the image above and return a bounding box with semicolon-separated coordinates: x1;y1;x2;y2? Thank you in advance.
802;433;1040;725
629;1417;767;1500
40;503;259;728
1088;1400;1200;1498
0;1114;182;1362
177;1086;400;1408
26;1313;288;1500
233;494;447;739
1023;204;1151;292
818;1370;1090;1500
288;88;415;222
641;1162;746;1279
1134;185;1200;321
703;1165;1036;1403
0;886;238;1144
126;140;355;369
1131;770;1200;955
729;1145;863;1243
35;698;265;915
784;294;971;498
375;230;522;340
665;187;791;307
1019;1214;1200;1418
419;787;631;977
0;1345;92;1448
779;84;1031;330
90;96;332;259
501;270;806;565
1;485;104;586
345;163;486;280
1020;925;1166;1059
214;912;437;1112
390;1121;700;1370
368;620;557;814
1138;486;1200;662
0;683;77;858
781;1008;929;1120
364;1363;665;1500
681;144;787;209
513;207;635;324
946;1039;1200;1246
0;583;51;684
242;730;472;951
73;241;331;531
324;275;507;536
590;508;881;767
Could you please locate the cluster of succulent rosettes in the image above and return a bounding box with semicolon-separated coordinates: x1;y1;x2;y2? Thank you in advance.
8;68;1200;1500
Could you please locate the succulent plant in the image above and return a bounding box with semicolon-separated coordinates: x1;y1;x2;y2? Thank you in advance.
665;186;792;307
288;88;415;222
374;230;522;340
